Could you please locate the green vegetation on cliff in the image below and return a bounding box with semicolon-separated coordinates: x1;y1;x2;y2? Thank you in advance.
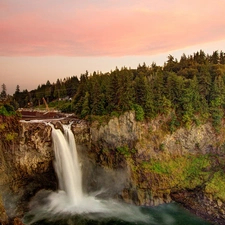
0;100;20;143
205;171;225;200
134;153;225;202
0;103;17;116
0;103;19;143
140;154;211;189
116;146;136;157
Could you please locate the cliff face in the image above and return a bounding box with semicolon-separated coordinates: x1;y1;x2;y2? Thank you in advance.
90;112;225;224
0;113;225;224
0;117;56;224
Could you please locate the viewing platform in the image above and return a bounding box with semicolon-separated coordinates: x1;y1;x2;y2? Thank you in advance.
18;109;73;120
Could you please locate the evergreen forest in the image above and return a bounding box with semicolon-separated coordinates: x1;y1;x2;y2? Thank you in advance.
1;50;225;131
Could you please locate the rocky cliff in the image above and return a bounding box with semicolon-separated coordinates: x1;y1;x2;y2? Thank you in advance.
90;112;225;224
0;116;56;225
0;112;225;224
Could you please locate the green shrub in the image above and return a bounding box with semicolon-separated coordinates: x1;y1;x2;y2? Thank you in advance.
5;132;17;141
89;115;110;125
4;104;15;113
205;171;225;200
110;111;120;117
116;146;131;157
211;108;223;132
59;102;72;113
0;123;6;130
168;113;180;133
141;160;169;174
0;104;16;116
0;106;8;116
132;104;144;121
159;143;165;151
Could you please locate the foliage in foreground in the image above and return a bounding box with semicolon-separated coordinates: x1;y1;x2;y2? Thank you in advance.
0;103;17;116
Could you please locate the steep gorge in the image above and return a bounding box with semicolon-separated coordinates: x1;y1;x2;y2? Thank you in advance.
90;112;225;224
0;112;225;224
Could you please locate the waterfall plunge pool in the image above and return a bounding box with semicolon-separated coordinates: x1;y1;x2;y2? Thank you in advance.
23;202;211;225
22;122;212;225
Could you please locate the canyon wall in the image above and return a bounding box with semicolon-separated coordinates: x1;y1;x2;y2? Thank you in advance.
90;112;225;224
0;112;225;224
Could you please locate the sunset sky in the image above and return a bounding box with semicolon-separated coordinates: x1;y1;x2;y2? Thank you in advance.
1;0;225;94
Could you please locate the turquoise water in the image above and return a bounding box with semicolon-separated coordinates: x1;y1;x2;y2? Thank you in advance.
24;203;212;225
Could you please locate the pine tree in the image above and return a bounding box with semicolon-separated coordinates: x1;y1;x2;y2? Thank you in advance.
65;76;79;97
81;92;90;118
164;55;179;72
180;81;195;128
54;79;62;99
45;81;52;102
181;76;203;127
210;51;219;64
0;83;7;100
165;72;184;107
60;83;67;98
195;64;211;107
152;70;165;114
179;53;188;69
105;69;120;112
194;50;206;64
209;75;225;131
117;68;134;112
90;79;105;115
134;73;155;118
72;73;89;115
15;85;20;93
161;96;172;115
220;51;225;64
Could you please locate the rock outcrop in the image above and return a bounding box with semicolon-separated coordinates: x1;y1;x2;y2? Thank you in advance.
0;116;56;225
0;115;92;224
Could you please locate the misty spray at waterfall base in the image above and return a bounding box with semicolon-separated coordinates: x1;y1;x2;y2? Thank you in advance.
23;123;151;225
22;123;211;225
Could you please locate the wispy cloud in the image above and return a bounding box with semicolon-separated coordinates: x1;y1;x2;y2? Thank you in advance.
0;0;225;57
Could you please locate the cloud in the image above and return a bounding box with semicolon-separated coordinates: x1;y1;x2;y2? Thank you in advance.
0;0;225;57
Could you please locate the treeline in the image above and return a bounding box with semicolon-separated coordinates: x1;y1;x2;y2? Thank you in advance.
11;50;225;130
13;76;80;108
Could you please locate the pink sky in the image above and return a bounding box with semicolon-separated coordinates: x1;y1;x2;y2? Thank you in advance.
1;0;225;94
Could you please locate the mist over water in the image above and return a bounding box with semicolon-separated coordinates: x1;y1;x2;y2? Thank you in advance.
23;123;151;224
23;122;211;225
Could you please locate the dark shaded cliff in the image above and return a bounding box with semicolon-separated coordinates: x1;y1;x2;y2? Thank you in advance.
0;116;57;224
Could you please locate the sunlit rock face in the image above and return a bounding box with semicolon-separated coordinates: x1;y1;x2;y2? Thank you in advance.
19;122;53;177
90;111;225;224
90;112;217;197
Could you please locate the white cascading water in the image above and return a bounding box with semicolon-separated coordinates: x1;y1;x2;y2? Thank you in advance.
23;122;151;224
51;123;83;204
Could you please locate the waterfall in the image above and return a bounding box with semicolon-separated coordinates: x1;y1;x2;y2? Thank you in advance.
23;122;150;224
51;123;83;204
